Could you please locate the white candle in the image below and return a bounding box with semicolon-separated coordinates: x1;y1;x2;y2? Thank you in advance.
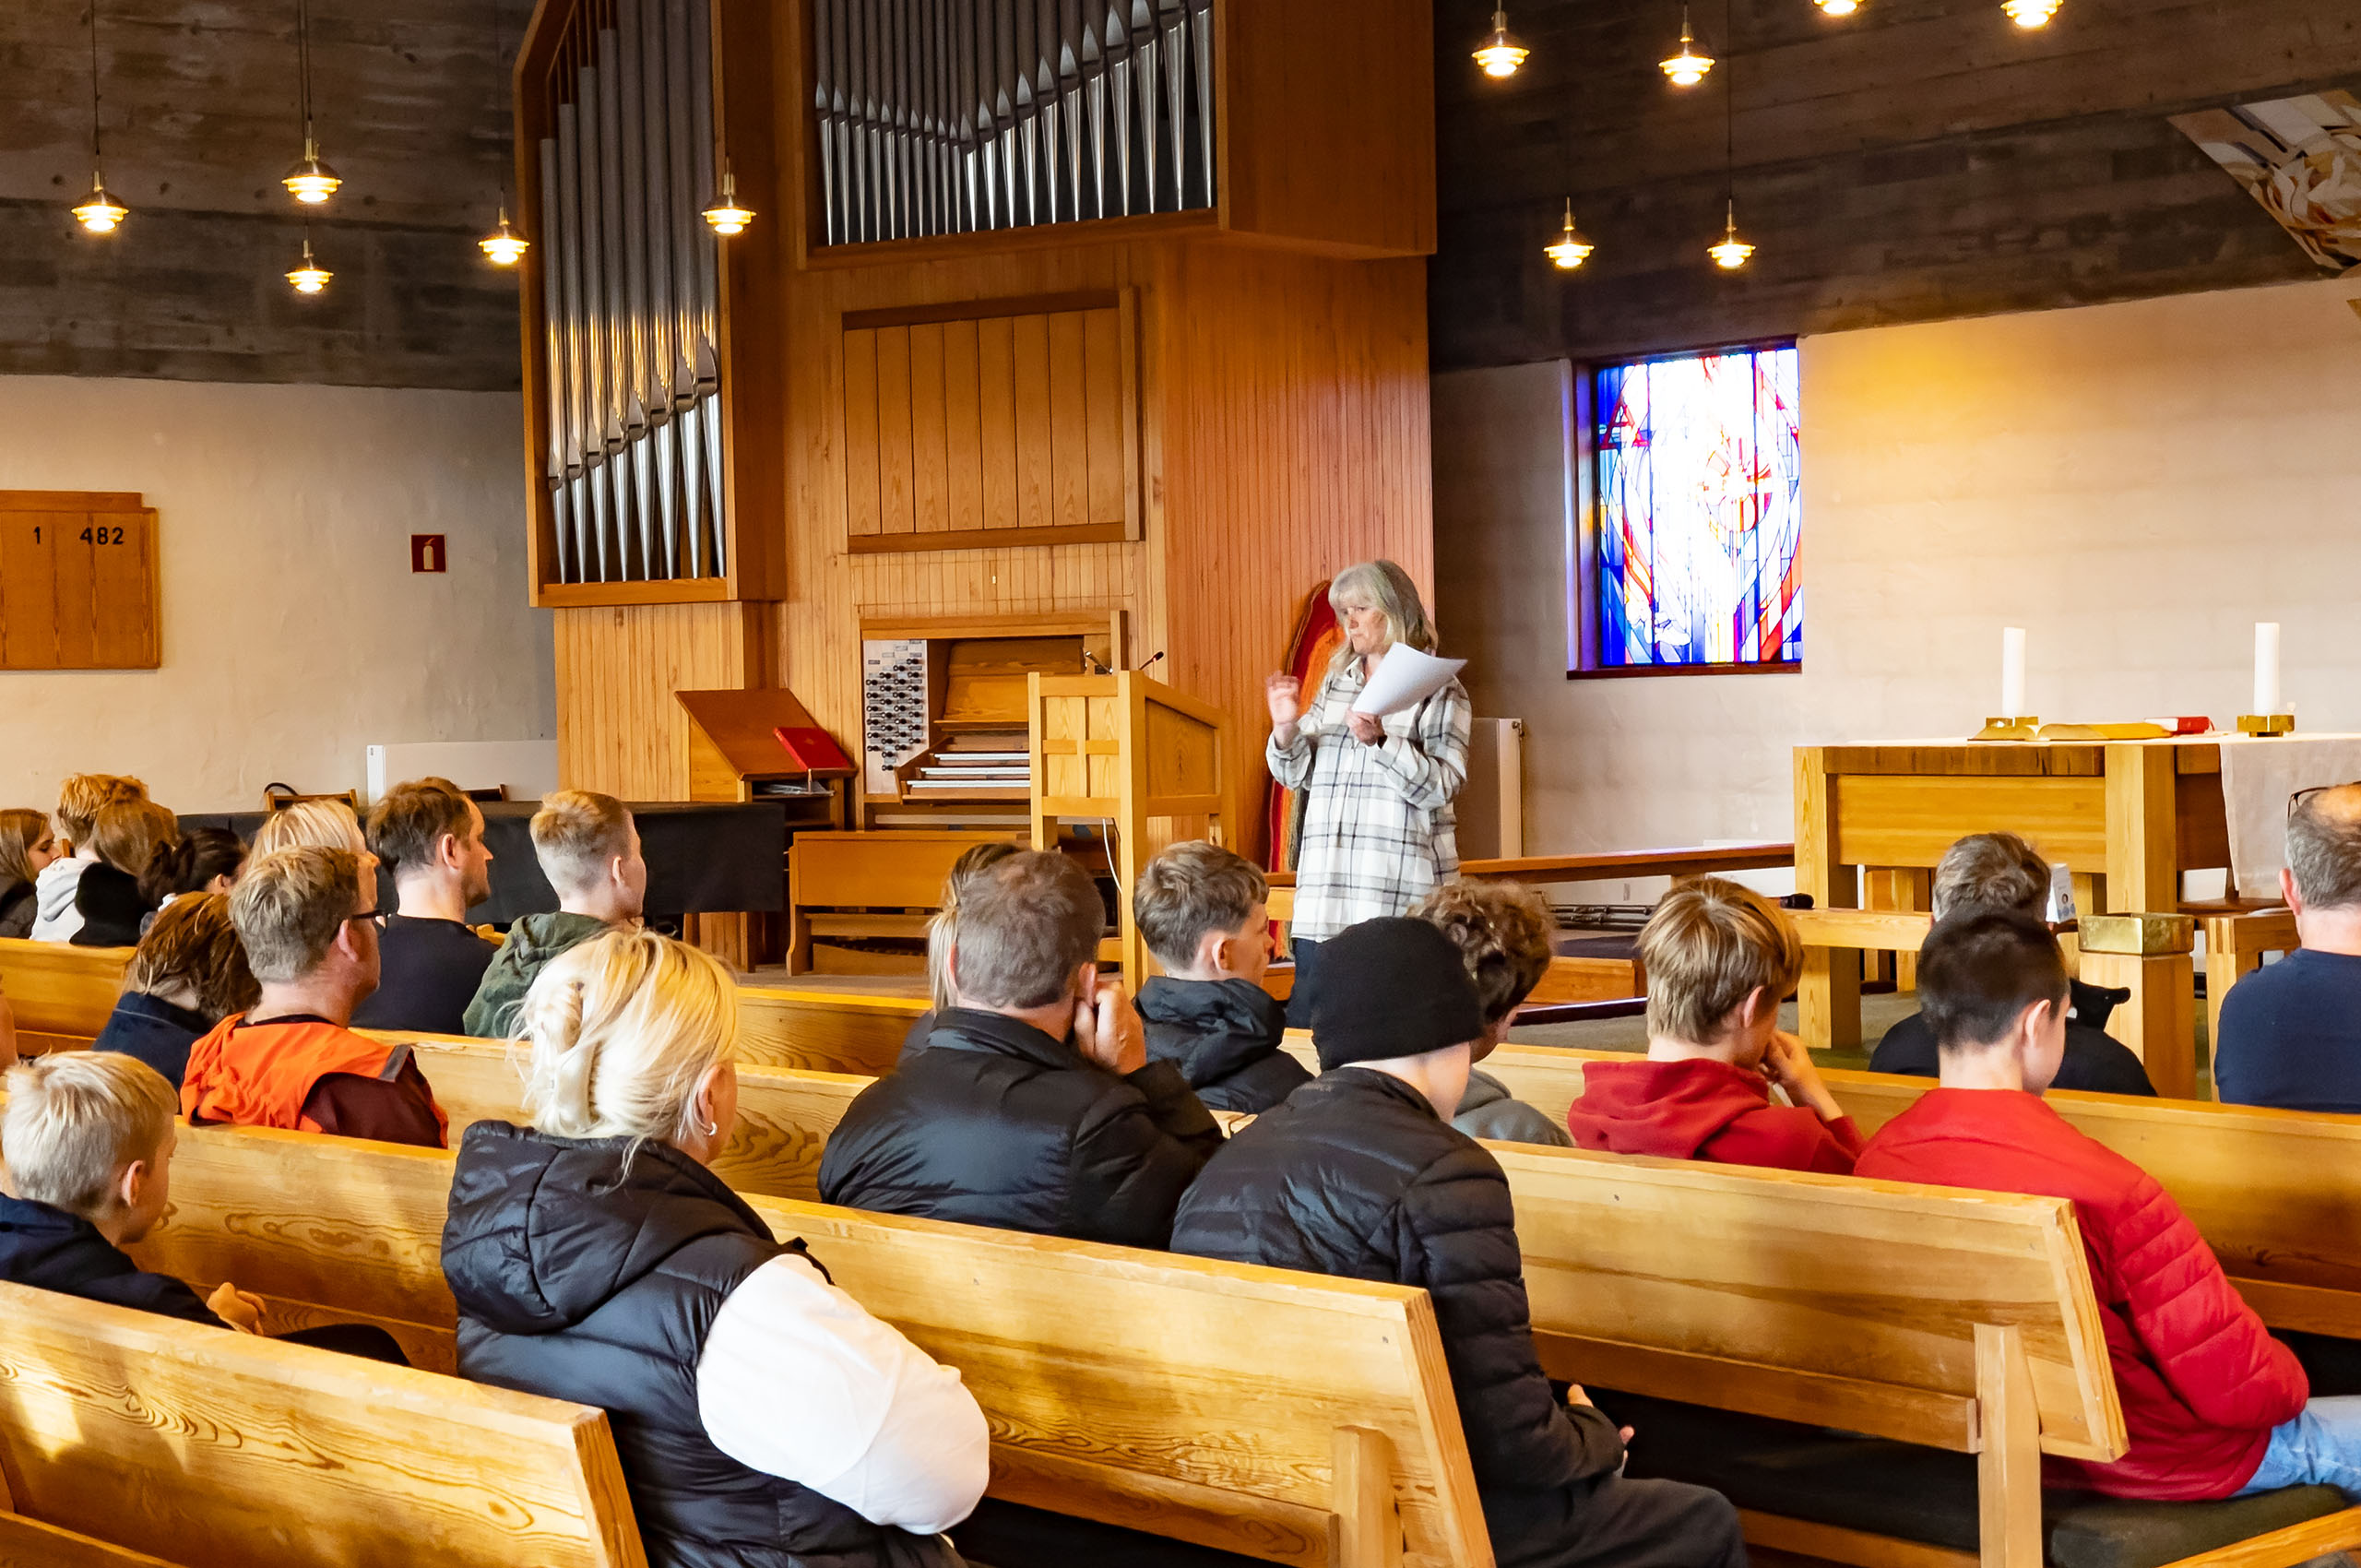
2001;626;2027;719
2255;623;2282;716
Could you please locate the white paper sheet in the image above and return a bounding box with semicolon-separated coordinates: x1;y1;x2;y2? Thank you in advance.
1349;644;1468;719
2219;734;2361;900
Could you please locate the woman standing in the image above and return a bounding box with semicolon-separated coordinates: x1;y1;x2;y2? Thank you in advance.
1265;560;1470;1025
443;929;989;1567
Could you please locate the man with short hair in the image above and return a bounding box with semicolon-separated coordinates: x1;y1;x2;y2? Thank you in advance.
1130;839;1307;1112
1174;918;1748;1568
1868;831;2155;1095
180;846;447;1147
1855;909;2361;1502
818;849;1221;1249
353;778;498;1035
462;790;646;1038
2216;783;2361;1111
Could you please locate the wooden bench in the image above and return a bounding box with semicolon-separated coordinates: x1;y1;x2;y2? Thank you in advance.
0;936;131;1054
0;1277;644;1568
125;1123;1491;1568
1786;908;2200;1098
0;1514;186;1568
1494;1143;2361;1568
1396;1040;2361;1343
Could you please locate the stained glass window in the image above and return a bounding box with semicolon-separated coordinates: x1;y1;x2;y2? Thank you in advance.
1590;344;1802;670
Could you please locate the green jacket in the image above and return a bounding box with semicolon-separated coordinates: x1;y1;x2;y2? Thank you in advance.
460;912;615;1038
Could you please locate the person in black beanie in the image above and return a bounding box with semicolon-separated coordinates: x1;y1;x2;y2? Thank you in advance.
1171;918;1747;1568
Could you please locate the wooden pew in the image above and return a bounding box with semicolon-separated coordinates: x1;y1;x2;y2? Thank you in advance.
0;936;131;1054
128;1125;1489;1568
0;1515;186;1568
0;1277;643;1568
1365;1039;2361;1342
1494;1143;2361;1568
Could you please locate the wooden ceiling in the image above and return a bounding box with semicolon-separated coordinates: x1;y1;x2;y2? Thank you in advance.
0;0;535;387
1430;0;2361;368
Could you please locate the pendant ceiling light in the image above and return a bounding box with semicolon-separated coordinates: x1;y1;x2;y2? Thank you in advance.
1705;6;1750;270
281;0;341;204
1814;0;1861;14
2001;0;2060;24
704;165;753;235
1660;7;1714;88
1543;200;1595;268
1472;8;1530;78
287;234;331;293
476;2;528;265
480;208;528;265
1708;201;1756;268
72;3;126;234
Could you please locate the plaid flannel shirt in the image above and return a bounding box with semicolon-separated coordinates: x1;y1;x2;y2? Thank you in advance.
1267;659;1471;943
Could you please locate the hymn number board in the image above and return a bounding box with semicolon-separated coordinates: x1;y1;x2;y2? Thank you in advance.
0;491;161;670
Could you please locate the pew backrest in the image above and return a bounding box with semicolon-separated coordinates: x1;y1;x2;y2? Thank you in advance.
1495;1142;2124;1462
126;1124;1491;1568
0;936;131;1048
0;1277;644;1568
735;984;922;1075
0;1514;187;1568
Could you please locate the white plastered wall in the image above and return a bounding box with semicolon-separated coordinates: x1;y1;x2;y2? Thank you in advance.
1433;276;2361;892
0;376;554;814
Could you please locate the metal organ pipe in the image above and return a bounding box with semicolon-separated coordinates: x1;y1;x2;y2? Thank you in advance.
532;0;730;585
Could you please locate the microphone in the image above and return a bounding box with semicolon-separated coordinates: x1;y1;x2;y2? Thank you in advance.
1133;650;1166;673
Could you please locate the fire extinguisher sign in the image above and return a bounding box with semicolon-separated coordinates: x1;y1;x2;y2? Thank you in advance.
410;534;447;574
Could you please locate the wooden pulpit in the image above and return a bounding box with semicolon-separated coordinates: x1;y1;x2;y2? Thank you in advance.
676;688;855;814
1027;672;1230;982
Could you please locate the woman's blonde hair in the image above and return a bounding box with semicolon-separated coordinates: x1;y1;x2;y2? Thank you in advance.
0;808;52;890
516;929;737;1150
251;798;367;860
925;840;1023;1010
1325;560;1438;684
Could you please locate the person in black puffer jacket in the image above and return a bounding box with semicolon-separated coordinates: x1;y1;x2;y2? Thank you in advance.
443;931;989;1568
820;851;1220;1249
1130;840;1309;1112
1173;919;1747;1568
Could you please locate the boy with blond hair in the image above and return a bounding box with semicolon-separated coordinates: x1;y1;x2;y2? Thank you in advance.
1565;876;1862;1173
0;1051;257;1327
463;790;646;1038
31;773;146;942
1131;840;1308;1112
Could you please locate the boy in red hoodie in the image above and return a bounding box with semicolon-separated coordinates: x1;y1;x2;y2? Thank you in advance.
1856;909;2348;1502
1565;877;1863;1173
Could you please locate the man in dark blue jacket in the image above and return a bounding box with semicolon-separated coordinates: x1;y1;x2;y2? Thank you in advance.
2217;784;2361;1111
1173;919;1746;1568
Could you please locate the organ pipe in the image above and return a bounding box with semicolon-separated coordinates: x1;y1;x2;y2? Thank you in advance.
535;0;727;586
813;0;1216;244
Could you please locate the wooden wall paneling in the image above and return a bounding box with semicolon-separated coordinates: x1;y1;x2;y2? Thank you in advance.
978;315;1019;531
555;601;776;796
1081;307;1125;532
1011;313;1054;533
874;327;917;537
712;0;787;602
842;328;883;538
1047;311;1090;530
943;320;985;532
1217;0;1437;258
908;323;950;536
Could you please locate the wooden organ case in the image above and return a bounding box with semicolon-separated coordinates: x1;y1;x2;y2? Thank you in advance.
516;0;1442;929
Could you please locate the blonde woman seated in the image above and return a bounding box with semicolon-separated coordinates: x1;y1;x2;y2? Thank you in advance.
442;931;990;1567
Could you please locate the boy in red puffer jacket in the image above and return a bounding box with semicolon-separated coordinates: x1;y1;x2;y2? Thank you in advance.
1565;876;1863;1173
1857;909;2347;1502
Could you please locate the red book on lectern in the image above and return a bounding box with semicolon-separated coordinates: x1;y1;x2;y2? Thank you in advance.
773;726;854;774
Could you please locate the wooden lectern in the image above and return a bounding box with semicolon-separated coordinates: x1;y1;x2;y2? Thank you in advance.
1027;672;1230;983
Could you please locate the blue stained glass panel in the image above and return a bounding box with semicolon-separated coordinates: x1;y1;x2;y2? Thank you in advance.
1592;345;1802;669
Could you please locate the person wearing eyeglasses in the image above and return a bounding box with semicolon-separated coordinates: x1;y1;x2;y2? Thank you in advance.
2215;783;2361;1113
179;846;448;1148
